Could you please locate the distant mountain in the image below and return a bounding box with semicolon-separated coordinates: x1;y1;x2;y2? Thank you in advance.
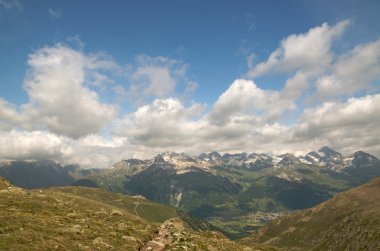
124;162;242;209
1;146;379;239
81;147;379;238
80;147;379;182
0;160;77;189
242;177;380;250
83;147;376;180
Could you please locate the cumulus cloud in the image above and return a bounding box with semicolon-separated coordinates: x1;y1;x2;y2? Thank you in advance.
0;44;201;166
0;99;24;129
0;44;117;138
315;38;380;98
0;130;72;160
246;21;348;78
0;130;130;168
282;71;310;100
127;55;190;104
209;79;295;123
246;20;380;103
113;97;257;155
66;134;128;168
2;89;380;166
114;98;204;147
292;94;380;155
112;69;380;158
111;95;294;156
1;20;380;167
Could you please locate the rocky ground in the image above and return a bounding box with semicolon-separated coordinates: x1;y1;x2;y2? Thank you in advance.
141;218;277;251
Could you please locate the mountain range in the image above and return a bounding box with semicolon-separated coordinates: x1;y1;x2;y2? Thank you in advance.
111;146;379;175
1;146;379;238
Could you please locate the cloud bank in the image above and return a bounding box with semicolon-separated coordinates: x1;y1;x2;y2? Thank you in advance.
0;21;379;168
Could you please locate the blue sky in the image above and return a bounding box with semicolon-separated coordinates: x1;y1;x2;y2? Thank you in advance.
2;0;379;104
0;0;380;167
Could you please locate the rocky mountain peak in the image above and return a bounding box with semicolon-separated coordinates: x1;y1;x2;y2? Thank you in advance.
107;147;379;175
158;152;195;163
278;153;301;166
351;151;379;168
318;146;342;158
222;152;248;161
198;151;223;163
152;154;165;164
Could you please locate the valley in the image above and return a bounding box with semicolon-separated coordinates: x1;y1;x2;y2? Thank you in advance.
1;171;380;250
241;177;380;250
1;146;379;239
78;146;380;238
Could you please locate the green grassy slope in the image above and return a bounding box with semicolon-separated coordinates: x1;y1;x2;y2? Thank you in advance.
0;185;155;250
242;178;380;250
53;186;178;223
0;179;277;250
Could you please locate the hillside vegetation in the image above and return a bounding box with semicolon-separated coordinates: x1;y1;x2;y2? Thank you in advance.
0;178;275;251
242;178;380;250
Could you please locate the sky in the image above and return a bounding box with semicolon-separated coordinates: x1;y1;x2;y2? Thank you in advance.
0;0;380;168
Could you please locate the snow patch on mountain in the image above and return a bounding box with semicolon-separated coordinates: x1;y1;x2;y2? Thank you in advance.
111;147;379;175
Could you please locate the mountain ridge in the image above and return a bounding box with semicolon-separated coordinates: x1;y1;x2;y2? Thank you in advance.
110;146;379;175
1;146;379;239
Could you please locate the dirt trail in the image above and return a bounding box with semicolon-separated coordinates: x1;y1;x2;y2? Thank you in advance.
133;200;140;217
140;218;184;251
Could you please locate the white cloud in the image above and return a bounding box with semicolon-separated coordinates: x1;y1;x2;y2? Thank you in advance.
282;71;310;100
246;20;349;78
112;95;293;156
0;98;24;129
113;90;380;159
209;79;295;123
247;20;380;102
292;94;380;155
0;130;72;161
126;55;189;104
1;22;380;167
2;85;380;167
0;130;130;168
315;38;380;98
114;98;204;146
67;134;128;168
184;81;199;94
134;66;175;96
0;44;205;166
0;0;22;11
113;97;260;155
48;8;61;20
0;44;117;138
